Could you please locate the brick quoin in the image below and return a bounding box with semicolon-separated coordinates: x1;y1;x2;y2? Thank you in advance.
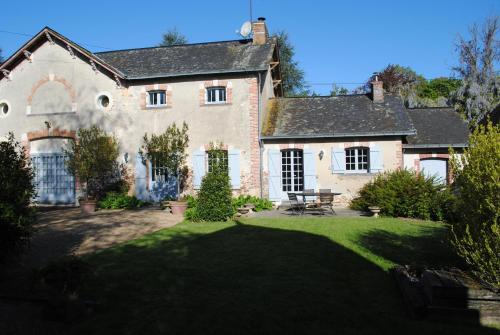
248;77;260;194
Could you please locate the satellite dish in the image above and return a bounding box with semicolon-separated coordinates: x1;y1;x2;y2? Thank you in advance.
239;21;252;38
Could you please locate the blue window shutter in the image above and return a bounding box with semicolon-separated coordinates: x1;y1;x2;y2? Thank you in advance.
268;149;281;201
370;145;383;173
135;153;148;200
228;149;241;189
192;149;206;189
303;149;317;200
331;148;345;173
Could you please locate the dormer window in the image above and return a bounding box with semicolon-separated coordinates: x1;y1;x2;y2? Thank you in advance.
147;90;167;107
206;87;226;104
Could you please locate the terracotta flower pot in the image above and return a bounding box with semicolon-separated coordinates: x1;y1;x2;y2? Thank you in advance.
80;199;97;215
169;201;188;215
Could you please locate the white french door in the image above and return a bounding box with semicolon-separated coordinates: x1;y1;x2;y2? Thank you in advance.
281;150;304;199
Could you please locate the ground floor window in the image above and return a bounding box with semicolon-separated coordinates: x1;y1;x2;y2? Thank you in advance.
150;153;168;182
207;150;228;173
345;147;369;172
281;149;303;192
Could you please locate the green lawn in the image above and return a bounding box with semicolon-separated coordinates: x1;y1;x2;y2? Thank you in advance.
73;217;499;335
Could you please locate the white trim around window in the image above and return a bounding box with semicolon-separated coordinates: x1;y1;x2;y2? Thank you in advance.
147;90;167;107
345;147;369;173
205;86;227;104
0;100;10;118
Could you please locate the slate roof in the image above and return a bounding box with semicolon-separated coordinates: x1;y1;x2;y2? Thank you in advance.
262;94;416;138
95;39;276;79
405;108;469;147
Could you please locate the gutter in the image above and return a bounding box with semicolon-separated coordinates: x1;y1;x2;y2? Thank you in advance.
403;143;468;149
125;68;268;81
260;130;416;140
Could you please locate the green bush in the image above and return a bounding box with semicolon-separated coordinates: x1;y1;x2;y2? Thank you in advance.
350;169;453;221
195;158;234;221
98;192;145;209
450;122;499;287
232;195;273;212
0;133;36;259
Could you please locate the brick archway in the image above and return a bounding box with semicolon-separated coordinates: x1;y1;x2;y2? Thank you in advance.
24;128;76;154
27;75;77;112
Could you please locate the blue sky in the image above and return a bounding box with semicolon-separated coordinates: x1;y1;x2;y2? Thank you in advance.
1;0;498;94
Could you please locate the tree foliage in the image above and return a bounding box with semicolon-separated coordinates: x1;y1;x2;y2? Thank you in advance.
367;64;425;93
330;85;349;96
450;122;500;287
0;133;36;258
158;28;188;47
453;16;500;128
272;30;308;96
139;122;189;196
64;126;120;200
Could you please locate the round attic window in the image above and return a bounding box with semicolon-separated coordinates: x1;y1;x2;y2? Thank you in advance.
98;95;110;108
0;102;9;117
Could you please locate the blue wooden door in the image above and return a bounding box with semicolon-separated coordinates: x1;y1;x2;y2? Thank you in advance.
32;153;75;204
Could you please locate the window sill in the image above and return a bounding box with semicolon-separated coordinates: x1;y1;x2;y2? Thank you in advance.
144;105;171;110
200;103;232;107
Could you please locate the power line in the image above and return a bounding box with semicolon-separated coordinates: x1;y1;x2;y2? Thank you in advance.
0;29;113;51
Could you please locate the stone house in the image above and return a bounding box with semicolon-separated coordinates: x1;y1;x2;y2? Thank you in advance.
0;19;469;205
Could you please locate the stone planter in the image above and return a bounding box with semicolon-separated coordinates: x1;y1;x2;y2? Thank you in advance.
80;199;97;215
169;201;188;215
368;206;381;218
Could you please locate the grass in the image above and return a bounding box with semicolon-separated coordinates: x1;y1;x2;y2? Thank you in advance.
72;217;499;335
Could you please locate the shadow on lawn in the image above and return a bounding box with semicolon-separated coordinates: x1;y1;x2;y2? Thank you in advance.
72;223;498;335
357;226;464;268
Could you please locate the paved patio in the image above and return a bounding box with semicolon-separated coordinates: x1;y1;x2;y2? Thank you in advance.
25;207;182;267
252;205;367;218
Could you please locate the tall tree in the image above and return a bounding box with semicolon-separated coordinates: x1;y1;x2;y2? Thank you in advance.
366;64;425;93
272;30;308;96
330;85;349;96
453;16;500;127
158;28;188;47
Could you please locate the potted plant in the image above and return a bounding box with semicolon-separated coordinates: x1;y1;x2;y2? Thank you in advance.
140;122;190;215
65;126;120;214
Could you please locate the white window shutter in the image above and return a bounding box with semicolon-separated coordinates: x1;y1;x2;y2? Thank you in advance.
331;148;345;173
370;145;383;173
228;149;241;189
135;153;149;200
303;149;317;199
268;149;281;201
192;149;206;189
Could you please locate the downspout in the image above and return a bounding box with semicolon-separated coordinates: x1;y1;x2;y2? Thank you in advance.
258;72;264;198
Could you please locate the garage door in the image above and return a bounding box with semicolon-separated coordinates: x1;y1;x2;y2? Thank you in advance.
32;153;75;204
420;159;447;184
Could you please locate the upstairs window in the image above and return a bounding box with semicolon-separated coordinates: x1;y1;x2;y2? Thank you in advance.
345;147;369;172
207;150;228;173
206;87;226;104
147;90;167;107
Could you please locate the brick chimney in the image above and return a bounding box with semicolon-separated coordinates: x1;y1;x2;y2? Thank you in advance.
371;77;384;103
252;17;268;45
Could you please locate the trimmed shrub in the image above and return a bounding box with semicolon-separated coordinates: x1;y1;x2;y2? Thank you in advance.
196;161;234;222
0;133;36;259
232;195;273;212
350;169;454;221
98;192;145;209
450;122;499;287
